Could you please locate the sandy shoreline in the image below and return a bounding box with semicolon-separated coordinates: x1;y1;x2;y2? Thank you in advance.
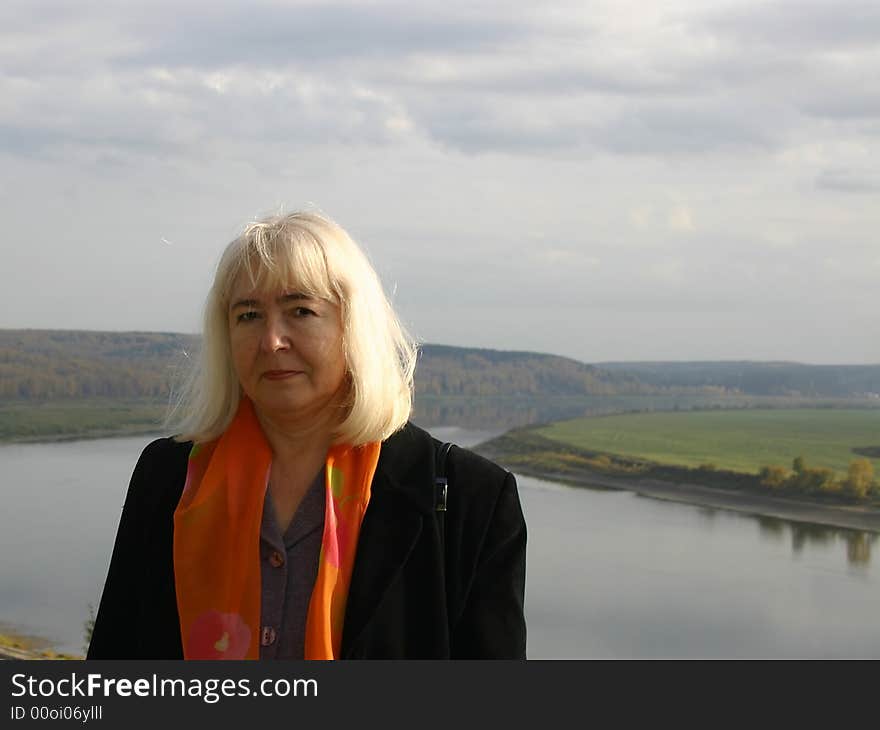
0;629;81;660
511;465;880;533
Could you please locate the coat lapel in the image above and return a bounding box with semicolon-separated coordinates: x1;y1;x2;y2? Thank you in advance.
340;423;436;657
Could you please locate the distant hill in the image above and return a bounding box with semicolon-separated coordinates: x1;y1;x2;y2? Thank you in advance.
0;329;196;400
599;361;880;399
415;344;652;396
1;329;878;402
0;330;654;401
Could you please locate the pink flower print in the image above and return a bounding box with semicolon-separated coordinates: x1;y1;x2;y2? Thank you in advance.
189;611;251;659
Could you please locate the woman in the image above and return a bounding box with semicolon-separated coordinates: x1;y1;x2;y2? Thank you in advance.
87;211;527;660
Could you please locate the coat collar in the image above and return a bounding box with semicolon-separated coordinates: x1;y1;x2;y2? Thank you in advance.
372;421;437;515
340;422;437;656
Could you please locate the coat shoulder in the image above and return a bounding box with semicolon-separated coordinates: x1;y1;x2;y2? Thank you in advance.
385;421;516;514
140;435;192;464
395;421;509;475
394;421;510;473
126;436;192;510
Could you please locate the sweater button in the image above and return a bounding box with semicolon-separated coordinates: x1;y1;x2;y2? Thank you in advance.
261;626;277;646
269;550;285;568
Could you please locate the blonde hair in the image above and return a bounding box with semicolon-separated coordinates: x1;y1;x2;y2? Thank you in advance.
167;211;417;446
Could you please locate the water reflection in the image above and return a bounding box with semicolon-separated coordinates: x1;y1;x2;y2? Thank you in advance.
518;474;880;658
757;516;786;539
695;506;719;522
757;515;878;566
848;534;874;565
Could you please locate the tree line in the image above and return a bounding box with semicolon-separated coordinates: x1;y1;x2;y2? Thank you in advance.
759;457;878;500
0;330;195;400
4;329;879;403
2;330;723;401
600;361;880;398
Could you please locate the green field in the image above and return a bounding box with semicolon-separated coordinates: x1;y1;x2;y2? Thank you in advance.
537;409;880;477
0;399;166;442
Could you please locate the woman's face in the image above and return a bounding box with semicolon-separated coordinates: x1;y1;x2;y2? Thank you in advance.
227;273;348;426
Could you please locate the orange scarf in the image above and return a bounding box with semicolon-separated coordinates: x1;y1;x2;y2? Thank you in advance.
173;398;380;659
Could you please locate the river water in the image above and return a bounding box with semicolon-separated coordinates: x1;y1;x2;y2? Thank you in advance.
2;426;878;658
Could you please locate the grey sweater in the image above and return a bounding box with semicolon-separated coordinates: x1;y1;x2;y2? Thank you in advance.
259;468;325;659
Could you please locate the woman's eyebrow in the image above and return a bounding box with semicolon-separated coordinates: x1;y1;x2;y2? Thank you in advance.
230;292;315;311
279;292;312;303
230;298;259;311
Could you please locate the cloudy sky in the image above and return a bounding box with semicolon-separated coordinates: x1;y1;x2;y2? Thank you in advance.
1;0;877;364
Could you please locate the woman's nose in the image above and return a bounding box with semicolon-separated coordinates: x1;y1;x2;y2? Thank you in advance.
261;314;290;352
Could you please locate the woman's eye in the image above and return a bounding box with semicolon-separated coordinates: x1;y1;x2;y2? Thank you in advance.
291;307;316;317
236;311;261;323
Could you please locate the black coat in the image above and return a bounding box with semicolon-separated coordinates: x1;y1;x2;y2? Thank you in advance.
87;422;527;659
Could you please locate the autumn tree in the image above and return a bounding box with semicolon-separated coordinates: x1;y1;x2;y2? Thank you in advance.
759;465;788;489
790;465;837;494
844;459;875;499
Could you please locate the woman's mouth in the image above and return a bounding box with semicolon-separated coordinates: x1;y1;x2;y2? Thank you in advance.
263;370;303;380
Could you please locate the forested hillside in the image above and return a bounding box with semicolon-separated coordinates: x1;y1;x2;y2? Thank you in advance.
599;361;880;398
0;330;196;400
414;344;655;396
2;330;879;402
1;330;648;401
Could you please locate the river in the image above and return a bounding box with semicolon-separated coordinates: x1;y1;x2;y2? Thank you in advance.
1;426;878;658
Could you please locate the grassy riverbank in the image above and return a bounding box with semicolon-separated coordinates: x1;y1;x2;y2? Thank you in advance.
474;415;880;532
0;399;166;443
535;408;880;475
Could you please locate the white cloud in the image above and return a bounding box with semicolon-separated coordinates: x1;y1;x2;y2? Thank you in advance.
760;229;798;250
668;206;695;233
646;259;686;285
815;168;880;193
0;0;878;362
629;206;654;231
